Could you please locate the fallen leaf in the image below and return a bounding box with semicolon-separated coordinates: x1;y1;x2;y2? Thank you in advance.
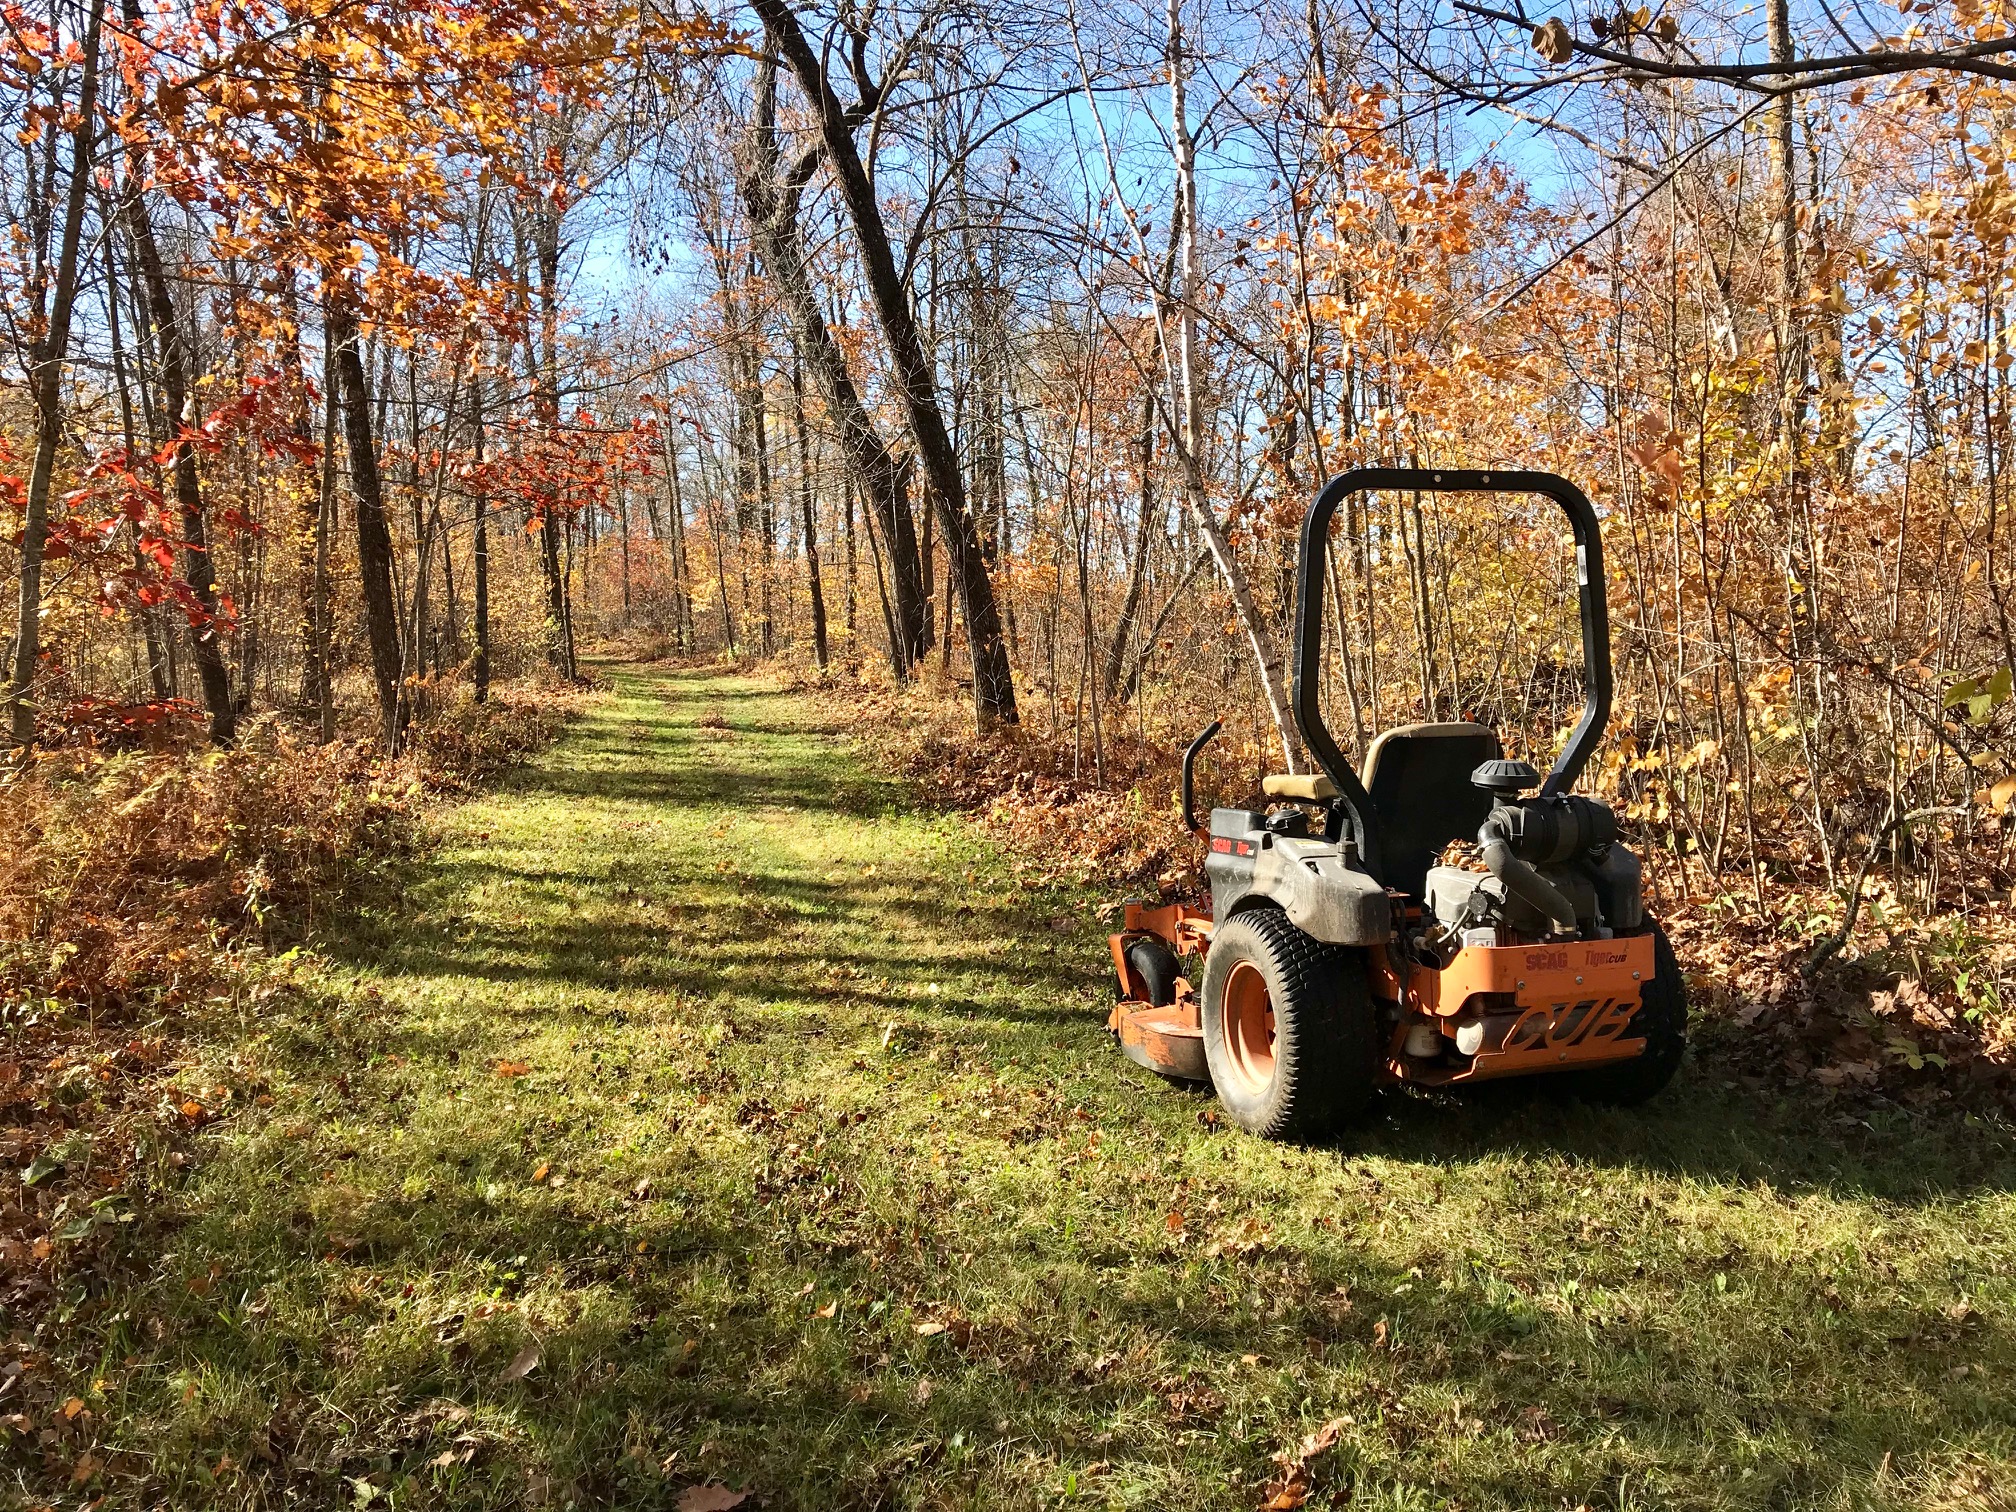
1164;1209;1186;1233
1520;1405;1560;1441
70;1452;103;1485
22;1154;65;1187
495;1061;532;1078
676;1486;747;1512
1261;1413;1351;1509
499;1343;541;1382
914;1321;946;1336
530;1163;551;1184
60;1397;87;1421
1297;1417;1349;1458
815;1301;838;1318
1372;1319;1390;1349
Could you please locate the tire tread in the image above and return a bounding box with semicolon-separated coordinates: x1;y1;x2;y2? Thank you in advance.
1203;909;1378;1139
1568;923;1687;1104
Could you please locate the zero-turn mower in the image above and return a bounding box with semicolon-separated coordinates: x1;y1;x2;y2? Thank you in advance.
1108;468;1686;1138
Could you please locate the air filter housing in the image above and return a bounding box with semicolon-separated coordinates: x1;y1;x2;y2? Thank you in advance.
1470;758;1542;797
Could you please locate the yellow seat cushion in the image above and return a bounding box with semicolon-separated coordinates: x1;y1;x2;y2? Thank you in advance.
1261;773;1339;802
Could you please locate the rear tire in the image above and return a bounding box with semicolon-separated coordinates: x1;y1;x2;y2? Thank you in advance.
1200;909;1378;1140
1563;923;1687;1105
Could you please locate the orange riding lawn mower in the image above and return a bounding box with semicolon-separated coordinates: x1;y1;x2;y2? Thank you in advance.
1108;468;1685;1139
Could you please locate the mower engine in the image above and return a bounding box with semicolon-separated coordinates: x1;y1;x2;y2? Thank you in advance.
1422;758;1643;951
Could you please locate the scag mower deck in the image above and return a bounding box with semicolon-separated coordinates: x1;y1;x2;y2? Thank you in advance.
1110;903;1655;1090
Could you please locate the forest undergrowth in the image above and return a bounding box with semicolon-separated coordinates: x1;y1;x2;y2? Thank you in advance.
0;676;583;1353
802;663;2016;1127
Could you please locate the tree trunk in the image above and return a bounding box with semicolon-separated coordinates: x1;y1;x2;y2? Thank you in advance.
1163;0;1296;767
123;134;237;744
753;3;1018;728
8;12;102;747
282;282;328;721
100;198;173;702
314;346;338;739
473;347;491;701
531;208;575;679
738;58;929;678
327;296;405;746
791;344;829;670
1104;391;1158;701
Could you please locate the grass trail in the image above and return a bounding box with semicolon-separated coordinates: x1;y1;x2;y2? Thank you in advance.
61;660;2016;1509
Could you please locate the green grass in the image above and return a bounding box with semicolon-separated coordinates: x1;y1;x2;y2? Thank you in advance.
29;660;2016;1510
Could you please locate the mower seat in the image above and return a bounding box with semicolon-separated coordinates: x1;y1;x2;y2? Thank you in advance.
1262;773;1339;802
1361;722;1503;900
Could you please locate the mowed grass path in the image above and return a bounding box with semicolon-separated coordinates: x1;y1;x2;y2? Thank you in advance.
81;660;2016;1510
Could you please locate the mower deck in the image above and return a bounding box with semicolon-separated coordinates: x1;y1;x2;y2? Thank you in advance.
1108;902;1653;1089
1110;994;1208;1081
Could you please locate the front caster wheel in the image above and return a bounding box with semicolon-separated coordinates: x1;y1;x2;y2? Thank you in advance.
1200;909;1377;1140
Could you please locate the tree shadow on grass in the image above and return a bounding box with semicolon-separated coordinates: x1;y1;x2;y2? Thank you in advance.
157;1105;2016;1512
1320;1063;2016;1205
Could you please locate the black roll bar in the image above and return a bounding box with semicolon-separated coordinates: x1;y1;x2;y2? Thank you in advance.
1181;720;1222;836
1290;467;1614;886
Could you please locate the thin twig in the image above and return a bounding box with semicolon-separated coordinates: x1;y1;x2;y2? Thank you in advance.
1801;806;1971;978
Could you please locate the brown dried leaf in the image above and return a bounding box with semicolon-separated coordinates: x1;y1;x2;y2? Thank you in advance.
677;1484;748;1511
1533;16;1574;61
499;1343;541;1383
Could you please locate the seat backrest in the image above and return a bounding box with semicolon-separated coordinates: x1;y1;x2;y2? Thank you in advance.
1361;722;1503;900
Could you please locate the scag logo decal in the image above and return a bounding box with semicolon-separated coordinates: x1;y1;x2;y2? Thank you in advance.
1524;949;1569;971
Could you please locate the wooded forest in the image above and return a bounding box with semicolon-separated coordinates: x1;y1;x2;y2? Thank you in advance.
12;0;2016;929
12;1;2016;1506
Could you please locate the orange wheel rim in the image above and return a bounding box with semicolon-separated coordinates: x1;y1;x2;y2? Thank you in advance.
1220;960;1277;1095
